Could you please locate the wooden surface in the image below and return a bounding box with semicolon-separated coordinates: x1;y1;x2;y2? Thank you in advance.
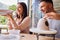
20;34;60;40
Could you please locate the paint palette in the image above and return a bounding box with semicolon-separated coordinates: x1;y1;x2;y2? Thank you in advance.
0;9;13;15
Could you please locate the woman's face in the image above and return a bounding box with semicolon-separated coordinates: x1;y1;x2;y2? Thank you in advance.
16;4;23;15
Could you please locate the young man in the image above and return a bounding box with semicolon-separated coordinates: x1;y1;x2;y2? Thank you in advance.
38;0;60;38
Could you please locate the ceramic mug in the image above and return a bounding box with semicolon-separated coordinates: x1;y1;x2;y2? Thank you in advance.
8;29;20;35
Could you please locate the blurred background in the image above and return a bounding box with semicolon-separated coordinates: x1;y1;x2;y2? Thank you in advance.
0;0;60;33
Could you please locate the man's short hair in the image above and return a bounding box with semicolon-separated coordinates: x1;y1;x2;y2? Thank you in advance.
40;0;53;6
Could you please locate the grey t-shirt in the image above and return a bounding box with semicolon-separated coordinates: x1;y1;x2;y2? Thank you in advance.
48;19;60;38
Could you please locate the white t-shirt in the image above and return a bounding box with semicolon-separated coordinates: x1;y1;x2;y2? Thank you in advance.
48;19;60;38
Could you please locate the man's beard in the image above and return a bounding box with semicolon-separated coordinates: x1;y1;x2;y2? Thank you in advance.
42;10;49;14
46;9;51;13
41;10;50;17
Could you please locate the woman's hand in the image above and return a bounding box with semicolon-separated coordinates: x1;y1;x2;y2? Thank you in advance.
44;12;60;20
4;10;13;19
6;14;12;18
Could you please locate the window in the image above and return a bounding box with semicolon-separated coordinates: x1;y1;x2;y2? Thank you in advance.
31;0;42;28
53;0;60;13
0;0;17;33
0;0;17;25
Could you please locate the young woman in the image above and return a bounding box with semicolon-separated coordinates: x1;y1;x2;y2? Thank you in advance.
6;2;31;33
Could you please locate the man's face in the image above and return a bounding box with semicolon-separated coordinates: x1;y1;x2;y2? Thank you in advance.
39;1;51;14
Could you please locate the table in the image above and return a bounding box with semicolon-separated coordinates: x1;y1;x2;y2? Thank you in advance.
0;33;60;40
29;28;57;40
20;34;60;40
0;25;8;33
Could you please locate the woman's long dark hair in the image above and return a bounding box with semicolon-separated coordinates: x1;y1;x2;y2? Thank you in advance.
16;2;27;21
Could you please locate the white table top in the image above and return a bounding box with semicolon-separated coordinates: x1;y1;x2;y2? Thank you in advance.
30;28;57;34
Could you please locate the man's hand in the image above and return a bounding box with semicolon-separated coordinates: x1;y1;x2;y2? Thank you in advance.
44;12;60;20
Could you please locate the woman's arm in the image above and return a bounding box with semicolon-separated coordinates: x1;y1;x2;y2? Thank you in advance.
8;23;13;30
8;16;31;31
7;20;13;30
17;16;31;31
